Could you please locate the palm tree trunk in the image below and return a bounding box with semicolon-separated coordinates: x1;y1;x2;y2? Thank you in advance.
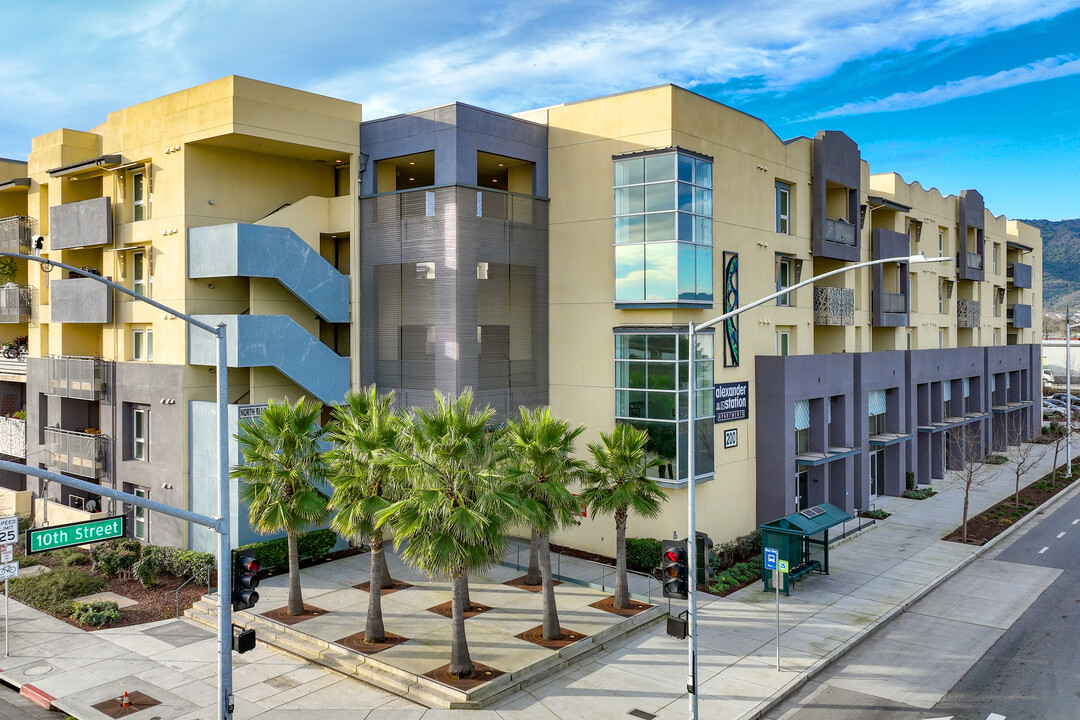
448;570;474;678
370;533;392;589
614;507;629;609
539;531;562;640
287;530;304;615
525;528;542;585
366;534;386;642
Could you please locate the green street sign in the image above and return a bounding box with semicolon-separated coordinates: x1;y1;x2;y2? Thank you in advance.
25;516;126;554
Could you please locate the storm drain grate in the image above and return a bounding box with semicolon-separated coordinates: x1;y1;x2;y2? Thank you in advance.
628;710;657;720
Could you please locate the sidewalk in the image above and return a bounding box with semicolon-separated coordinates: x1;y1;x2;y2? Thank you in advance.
0;439;1075;720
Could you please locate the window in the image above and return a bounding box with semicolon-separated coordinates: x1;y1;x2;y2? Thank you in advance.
132;171;148;221
906;330;913;350
868;390;886;435
613;151;713;305
938;279;945;313
795;468;809;512
776;254;797;306
132;250;150;297
939;329;945;348
993;286;1001;316
993;328;1000;346
993;243;1000;274
132;407;150;461
132;327;153;361
794;399;810;454
775;182;791;234
776;330;790;356
939;228;946;258
615;331;714;482
133;487;148;541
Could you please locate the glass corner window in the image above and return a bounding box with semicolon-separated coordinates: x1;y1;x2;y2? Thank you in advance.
613;150;713;305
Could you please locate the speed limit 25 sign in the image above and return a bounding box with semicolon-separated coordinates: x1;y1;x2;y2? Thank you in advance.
0;516;16;546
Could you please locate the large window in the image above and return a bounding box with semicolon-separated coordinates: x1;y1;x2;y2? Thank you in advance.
132;406;150;461
776;254;798;306
776;181;791;234
868;390;886;435
613;151;713;305
614;331;714;482
132;327;153;361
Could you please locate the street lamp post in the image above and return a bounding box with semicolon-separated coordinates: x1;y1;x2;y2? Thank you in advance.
1066;314;1078;479
683;253;952;720
0;252;236;720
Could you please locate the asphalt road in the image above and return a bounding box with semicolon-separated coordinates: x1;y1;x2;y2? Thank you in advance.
0;687;58;720
766;486;1080;720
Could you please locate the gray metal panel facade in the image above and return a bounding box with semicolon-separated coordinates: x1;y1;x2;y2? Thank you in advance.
50;277;113;323
811;131;861;262
957;189;985;281
48;196;112;250
1009;261;1032;288
871;228;910;327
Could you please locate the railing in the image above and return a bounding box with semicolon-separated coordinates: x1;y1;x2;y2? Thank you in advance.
45;355;106;400
0;216;31;254
881;292;906;314
0;284;30;323
957;299;980;328
165;566;215;618
506;542;660;604
814;286;855;326
43;427;107;479
823;218;856;246
960;251;983;270
0;416;25;459
0;356;26;377
830;504;880;543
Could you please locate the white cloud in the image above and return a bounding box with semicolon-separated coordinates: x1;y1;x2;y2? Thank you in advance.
809;54;1080;118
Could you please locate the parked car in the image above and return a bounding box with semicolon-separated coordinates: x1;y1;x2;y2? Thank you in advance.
1043;402;1067;419
1051;393;1080;405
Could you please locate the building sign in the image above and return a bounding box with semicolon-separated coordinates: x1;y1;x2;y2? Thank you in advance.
25;516;126;554
724;428;738;448
714;381;749;423
238;404;269;420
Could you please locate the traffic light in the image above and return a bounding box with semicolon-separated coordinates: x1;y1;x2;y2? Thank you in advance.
661;539;688;600
232;551;260;612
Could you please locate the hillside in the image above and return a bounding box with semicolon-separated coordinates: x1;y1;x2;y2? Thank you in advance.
1021;218;1080;312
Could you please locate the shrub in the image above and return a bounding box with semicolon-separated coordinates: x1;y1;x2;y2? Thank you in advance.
49;548;91;567
903;486;936;500
709;557;761;594
713;530;761;571
133;545;216;589
985;454;1009;465
860;508;890;520
906;471;916;491
237;528;339;572
625;538;662;574
70;600;120;628
9;568;105;614
90;538;142;577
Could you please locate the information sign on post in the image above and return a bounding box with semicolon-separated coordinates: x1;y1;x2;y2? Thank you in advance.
25;516;126;554
0;563;17;581
0;546;11;564
763;547;778;571
0;517;17;546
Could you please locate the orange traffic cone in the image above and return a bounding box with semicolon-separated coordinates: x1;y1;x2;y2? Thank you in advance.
120;691;131;708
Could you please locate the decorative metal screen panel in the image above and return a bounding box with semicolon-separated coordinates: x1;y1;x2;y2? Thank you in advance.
723;252;739;367
957;299;980;327
360;186;548;421
813;286;855;326
0;284;30;323
868;390;886;416
44;427;106;479
794;400;810;430
0;416;25;459
0;216;31;254
44;356;105;400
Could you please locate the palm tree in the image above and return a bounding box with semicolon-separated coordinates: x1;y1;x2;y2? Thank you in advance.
376;389;516;678
325;386;403;643
504;407;586;641
582;423;667;609
232;397;331;616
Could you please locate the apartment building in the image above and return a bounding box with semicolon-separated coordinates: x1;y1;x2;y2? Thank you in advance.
0;78;1042;555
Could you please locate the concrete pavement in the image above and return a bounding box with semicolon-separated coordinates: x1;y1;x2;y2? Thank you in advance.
0;438;1075;720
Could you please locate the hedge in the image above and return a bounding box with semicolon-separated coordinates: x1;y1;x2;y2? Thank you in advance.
625;537;662;574
237;528;338;571
134;546;216;589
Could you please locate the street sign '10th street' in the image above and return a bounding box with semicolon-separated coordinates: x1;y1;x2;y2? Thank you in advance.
25;516;126;554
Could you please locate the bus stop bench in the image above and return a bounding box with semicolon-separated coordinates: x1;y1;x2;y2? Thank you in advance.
788;560;822;583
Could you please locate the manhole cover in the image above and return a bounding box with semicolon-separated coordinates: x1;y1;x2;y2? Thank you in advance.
23;665;52;677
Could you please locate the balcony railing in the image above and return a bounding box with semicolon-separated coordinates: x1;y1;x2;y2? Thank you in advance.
0;216;32;254
882;292;906;314
0;356;25;377
957;299;980;328
1007;262;1032;288
814;286;855;326
960;251;983;270
0;416;25;459
44;427;106;479
44;356;106;400
823;218;856;246
1007;304;1032;328
0;285;30;323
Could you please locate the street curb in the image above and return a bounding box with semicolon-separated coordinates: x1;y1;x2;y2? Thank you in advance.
736;471;1080;720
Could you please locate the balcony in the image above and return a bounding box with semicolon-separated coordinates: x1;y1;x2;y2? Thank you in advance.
48;197;112;250
189;314;349;405
0;416;25;459
0;285;30;323
822;218;856;247
44;356;106;400
957;299;980;328
813;286;855;326
1007;304;1032;328
0;216;32;254
188;223;348;323
881;292;906;313
49;277;113;323
44;427;106;479
1007;262;1032;289
957;249;984;282
0;356;25;378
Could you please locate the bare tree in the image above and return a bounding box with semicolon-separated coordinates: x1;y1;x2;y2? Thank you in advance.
953;423;994;544
1002;415;1047;506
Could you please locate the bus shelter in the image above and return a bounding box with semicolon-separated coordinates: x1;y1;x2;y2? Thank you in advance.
760;503;853;594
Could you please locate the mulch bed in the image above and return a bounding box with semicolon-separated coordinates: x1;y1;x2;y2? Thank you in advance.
353;579;413;594
423;661;505;689
335;629;408;654
549;542;616;566
944;467;1077;545
588;595;652;616
514;624;588;649
426;600;493;619
503;574;562;593
260;604;327;625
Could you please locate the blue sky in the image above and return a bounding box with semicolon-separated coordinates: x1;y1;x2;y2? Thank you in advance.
1;0;1078;219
